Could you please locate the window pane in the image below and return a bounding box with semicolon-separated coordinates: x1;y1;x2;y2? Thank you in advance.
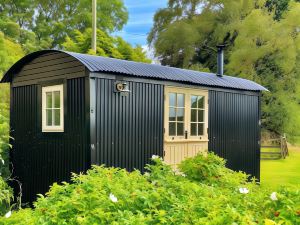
169;107;176;121
198;96;204;108
198;123;204;135
177;94;184;107
169;122;176;136
46;109;52;126
191;123;197;136
191;95;197;108
54;109;60;126
198;110;204;122
54;91;60;108
191;109;197;122
177;123;184;136
169;93;176;107
177;108;184;122
46;92;52;108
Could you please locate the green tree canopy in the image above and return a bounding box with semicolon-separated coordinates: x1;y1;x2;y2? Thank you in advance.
63;29;151;63
149;0;300;139
0;0;128;50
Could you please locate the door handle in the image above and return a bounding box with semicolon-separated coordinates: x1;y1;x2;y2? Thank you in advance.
185;130;188;139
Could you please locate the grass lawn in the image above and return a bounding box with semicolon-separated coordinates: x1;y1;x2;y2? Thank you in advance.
260;146;300;188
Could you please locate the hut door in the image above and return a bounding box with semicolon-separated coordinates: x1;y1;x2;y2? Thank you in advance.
163;86;209;167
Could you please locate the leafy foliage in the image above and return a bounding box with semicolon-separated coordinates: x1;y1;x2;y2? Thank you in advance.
0;177;12;216
0;153;300;224
0;0;128;49
63;29;151;63
148;0;300;140
179;152;249;188
0;32;24;178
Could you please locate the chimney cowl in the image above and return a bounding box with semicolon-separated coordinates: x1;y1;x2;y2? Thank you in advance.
216;44;225;77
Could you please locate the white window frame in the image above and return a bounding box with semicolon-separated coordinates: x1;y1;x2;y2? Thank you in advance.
42;84;64;132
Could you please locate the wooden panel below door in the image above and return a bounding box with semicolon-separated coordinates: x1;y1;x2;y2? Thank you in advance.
164;141;208;166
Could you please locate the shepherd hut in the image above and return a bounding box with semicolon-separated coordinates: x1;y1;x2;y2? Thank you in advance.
0;47;267;202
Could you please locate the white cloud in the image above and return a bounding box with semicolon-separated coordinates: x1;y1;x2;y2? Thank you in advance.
142;45;160;64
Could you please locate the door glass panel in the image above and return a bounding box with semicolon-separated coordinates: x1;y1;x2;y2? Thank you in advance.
169;108;176;121
191;95;197;108
198;110;204;122
54;91;60;108
177;123;184;136
190;95;205;136
197;96;204;108
177;108;184;121
198;123;204;135
177;94;184;107
168;93;185;137
191;109;197;122
169;93;176;107
169;122;176;136
191;123;197;136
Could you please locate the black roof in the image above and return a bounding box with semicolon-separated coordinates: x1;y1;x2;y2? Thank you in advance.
1;50;267;91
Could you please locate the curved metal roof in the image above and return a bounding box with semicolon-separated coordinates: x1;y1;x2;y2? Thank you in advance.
1;50;267;91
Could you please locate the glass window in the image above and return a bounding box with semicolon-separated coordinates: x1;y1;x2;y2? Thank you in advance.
169;93;185;136
42;85;64;132
190;95;205;136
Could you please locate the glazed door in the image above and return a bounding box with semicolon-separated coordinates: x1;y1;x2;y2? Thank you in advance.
164;86;209;167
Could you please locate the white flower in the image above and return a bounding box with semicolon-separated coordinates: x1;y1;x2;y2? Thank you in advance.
173;169;186;177
270;192;278;201
109;193;118;203
5;211;11;218
152;155;159;160
151;155;163;160
144;172;150;177
1;159;4;165
239;187;249;194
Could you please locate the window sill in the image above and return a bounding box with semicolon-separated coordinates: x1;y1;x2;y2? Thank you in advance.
42;129;64;133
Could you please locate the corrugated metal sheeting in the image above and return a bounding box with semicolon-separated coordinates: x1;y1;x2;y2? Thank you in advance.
10;78;89;203
208;91;260;179
92;78;164;172
1;50;267;92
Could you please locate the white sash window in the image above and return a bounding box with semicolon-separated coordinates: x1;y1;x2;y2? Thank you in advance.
42;85;64;132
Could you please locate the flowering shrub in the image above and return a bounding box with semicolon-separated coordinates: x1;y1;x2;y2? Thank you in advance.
0;153;299;224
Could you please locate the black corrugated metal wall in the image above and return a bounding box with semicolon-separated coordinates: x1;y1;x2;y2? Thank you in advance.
92;78;164;172
10;78;89;203
208;90;260;179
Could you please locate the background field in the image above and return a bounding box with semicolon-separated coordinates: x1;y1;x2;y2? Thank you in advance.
260;146;300;188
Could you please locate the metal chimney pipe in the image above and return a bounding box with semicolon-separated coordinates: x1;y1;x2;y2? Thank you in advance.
216;44;225;77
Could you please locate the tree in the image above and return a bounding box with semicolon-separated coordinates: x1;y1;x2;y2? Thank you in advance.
63;29;151;63
0;32;24;176
148;0;258;69
0;0;128;49
148;0;300;139
265;0;297;20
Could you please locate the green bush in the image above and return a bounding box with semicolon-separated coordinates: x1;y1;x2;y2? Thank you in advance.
179;152;250;188
0;93;10;178
0;176;12;216
0;153;299;224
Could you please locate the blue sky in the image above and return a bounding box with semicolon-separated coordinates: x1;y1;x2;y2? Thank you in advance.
114;0;168;47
